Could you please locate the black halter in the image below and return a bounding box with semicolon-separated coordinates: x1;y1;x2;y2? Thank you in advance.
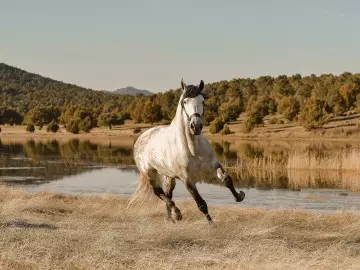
181;101;203;122
180;84;204;122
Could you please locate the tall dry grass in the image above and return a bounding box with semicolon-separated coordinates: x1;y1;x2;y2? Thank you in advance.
227;147;360;191
1;186;360;269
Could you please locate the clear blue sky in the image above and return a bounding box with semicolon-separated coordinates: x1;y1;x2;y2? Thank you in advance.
1;0;359;92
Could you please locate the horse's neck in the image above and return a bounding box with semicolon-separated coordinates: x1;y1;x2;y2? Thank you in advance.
170;104;199;156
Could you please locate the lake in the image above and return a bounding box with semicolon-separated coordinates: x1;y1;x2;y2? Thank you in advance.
1;138;360;212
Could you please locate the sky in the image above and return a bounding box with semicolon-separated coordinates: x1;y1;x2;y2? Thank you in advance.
1;0;360;92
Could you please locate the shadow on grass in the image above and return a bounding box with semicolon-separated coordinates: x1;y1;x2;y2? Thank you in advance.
2;220;58;230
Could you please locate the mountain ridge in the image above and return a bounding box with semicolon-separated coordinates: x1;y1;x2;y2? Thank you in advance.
113;86;152;96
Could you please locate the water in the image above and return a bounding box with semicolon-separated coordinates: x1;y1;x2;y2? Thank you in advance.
1;138;360;212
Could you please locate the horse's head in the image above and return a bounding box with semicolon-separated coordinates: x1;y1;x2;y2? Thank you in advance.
180;79;205;136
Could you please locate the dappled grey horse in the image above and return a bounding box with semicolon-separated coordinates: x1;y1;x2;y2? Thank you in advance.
130;79;245;224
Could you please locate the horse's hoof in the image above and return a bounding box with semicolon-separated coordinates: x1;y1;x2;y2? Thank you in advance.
235;190;245;202
172;208;182;221
166;217;176;224
208;220;217;227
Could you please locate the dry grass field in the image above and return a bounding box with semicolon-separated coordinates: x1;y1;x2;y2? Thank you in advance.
1;186;360;269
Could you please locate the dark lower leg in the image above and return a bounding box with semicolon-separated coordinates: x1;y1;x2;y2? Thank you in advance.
185;182;213;224
223;174;245;202
153;186;182;221
163;177;176;219
216;166;245;202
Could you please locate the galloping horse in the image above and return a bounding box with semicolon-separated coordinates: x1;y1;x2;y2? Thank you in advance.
130;79;245;224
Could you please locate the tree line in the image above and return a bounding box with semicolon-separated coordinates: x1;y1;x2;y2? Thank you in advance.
1;63;360;134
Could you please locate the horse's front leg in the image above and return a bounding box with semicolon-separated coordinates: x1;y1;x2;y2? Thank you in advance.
216;163;245;202
184;181;214;225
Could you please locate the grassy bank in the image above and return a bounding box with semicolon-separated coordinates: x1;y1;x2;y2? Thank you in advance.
1;186;360;269
1;112;360;143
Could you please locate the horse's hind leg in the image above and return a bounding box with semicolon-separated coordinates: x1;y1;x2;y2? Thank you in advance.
185;181;214;225
149;173;182;221
163;176;176;221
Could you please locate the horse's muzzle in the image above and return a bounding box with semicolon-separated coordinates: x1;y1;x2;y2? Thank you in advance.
190;116;203;135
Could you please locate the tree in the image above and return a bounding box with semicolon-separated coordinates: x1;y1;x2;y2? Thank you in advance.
142;100;163;124
299;97;329;130
219;99;242;122
273;75;295;98
339;79;360;110
46;120;59;133
26;124;35;132
66;119;80;134
0;108;23;125
98;113;116;129
78;116;93;133
98;113;125;129
60;106;96;133
278;96;300;121
220;124;231;135
245;111;263;132
26;106;61;126
209;117;224;134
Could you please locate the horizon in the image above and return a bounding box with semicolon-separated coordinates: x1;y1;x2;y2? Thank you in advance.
1;1;360;92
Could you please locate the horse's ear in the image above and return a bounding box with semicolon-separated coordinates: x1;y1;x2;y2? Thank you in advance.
199;80;204;91
181;78;187;91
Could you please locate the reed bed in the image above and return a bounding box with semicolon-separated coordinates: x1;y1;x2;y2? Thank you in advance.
225;147;360;191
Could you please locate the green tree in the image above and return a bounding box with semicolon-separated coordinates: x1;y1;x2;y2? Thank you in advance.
278;96;300;121
219;100;242;122
27;106;61;126
142;100;163;124
273;75;295;98
209;117;224;134
60;106;96;133
299;97;329;130
245;111;263;132
0;108;23;125
66;119;80;134
26;123;35;132
78;116;93;133
46;120;59;133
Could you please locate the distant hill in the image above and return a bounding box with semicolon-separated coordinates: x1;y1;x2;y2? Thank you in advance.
0;63;135;114
113;86;152;96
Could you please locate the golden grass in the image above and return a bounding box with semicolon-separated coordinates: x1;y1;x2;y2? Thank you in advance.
287;149;360;171
1;186;360;269
225;147;360;191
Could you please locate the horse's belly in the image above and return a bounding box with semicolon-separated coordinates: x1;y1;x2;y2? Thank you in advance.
150;154;186;178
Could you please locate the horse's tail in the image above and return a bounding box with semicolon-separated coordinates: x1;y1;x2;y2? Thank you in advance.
127;173;156;208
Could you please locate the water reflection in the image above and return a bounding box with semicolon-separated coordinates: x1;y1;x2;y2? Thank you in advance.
1;139;360;193
211;140;360;192
0;139;134;185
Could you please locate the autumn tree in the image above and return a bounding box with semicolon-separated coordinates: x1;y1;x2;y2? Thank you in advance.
141;99;163;124
299;97;329;130
278;96;300;121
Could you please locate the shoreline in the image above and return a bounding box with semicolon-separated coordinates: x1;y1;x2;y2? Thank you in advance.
2;124;360;144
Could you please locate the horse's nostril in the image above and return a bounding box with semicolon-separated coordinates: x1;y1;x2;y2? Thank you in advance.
191;123;195;130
